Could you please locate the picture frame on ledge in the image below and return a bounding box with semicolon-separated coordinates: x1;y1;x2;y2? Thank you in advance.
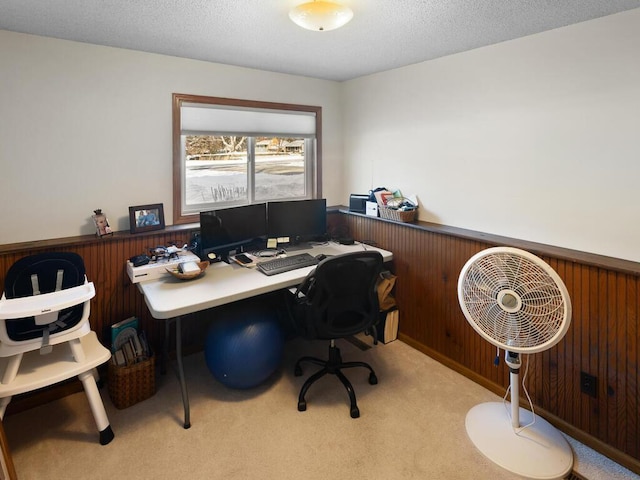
129;203;165;234
92;209;114;238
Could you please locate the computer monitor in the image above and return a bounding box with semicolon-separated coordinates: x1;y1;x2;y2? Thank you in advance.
267;199;327;243
200;203;267;261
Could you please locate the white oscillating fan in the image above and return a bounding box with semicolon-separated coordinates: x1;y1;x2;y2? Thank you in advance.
458;247;573;480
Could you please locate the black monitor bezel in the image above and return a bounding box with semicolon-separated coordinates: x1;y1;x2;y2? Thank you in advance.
266;199;327;242
199;203;267;261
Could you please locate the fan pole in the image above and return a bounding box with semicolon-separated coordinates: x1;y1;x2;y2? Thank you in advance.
506;351;521;429
458;246;575;479
465;350;573;479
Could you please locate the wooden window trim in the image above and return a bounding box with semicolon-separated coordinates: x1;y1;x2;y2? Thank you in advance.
172;93;323;225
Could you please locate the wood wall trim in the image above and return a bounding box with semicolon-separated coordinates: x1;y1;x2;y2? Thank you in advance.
1;212;637;473
0;227;199;414
0;223;199;255
400;333;640;474
339;208;640;275
343;212;639;474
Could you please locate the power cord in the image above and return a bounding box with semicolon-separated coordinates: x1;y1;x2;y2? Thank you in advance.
502;352;536;433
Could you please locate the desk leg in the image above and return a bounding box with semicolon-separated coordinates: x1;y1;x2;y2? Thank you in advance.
162;320;170;375
175;316;191;429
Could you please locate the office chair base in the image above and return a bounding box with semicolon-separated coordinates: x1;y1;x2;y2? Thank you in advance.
298;396;360;419
294;343;377;418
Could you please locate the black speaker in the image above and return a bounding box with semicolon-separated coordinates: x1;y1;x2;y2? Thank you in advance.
349;194;369;213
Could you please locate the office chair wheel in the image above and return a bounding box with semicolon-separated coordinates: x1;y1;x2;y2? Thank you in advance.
350;406;360;419
369;372;378;385
298;399;307;412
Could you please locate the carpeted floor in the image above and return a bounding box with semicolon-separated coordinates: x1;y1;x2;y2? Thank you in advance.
567;471;589;480
3;337;638;479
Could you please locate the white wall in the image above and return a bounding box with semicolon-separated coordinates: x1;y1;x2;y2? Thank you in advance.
0;31;343;244
342;9;640;262
3;9;640;263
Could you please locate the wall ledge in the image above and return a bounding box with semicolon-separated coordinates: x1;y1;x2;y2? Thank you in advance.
338;207;640;276
0;223;200;255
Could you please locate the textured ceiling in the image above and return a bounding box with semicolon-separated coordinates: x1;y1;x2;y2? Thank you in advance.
1;0;639;81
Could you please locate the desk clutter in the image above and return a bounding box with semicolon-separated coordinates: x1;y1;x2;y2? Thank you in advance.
360;187;418;223
126;250;201;283
135;241;394;427
108;317;156;409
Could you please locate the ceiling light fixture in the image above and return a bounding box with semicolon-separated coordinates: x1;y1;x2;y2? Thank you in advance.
289;1;354;32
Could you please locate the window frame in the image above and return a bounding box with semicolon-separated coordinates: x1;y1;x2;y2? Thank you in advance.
172;94;322;225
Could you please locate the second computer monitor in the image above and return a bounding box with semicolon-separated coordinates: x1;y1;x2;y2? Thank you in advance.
267;199;327;243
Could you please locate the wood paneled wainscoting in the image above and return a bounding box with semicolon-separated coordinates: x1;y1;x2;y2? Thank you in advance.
1;214;638;473
339;210;639;474
0;226;198;413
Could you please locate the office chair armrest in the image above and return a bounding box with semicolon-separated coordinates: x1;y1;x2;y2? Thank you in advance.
292;274;315;303
0;281;95;319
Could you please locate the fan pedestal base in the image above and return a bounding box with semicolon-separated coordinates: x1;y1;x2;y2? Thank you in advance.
466;402;573;480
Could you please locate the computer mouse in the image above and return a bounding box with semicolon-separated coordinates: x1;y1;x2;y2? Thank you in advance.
316;254;327;261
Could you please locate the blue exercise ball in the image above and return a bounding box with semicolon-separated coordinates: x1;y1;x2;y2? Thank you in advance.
204;303;284;389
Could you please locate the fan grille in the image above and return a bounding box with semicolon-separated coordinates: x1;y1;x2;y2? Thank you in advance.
459;249;570;352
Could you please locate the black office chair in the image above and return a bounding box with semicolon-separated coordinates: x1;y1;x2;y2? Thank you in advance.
287;251;383;418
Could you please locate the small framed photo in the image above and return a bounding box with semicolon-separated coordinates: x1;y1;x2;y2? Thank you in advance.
92;209;113;238
129;203;165;234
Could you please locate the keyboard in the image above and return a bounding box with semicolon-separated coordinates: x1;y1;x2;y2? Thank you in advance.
256;253;319;276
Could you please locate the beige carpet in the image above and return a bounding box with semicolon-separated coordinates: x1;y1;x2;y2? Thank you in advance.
3;337;638;480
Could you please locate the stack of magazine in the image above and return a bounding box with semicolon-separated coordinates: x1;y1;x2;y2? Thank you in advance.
110;316;151;367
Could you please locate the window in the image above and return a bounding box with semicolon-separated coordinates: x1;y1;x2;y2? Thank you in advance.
172;94;322;224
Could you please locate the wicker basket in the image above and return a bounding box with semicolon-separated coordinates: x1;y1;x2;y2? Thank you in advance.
108;355;156;409
379;206;417;223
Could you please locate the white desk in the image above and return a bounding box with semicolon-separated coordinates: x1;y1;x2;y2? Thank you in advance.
137;242;393;428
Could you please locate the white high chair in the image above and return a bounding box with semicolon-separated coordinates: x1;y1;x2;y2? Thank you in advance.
0;252;114;445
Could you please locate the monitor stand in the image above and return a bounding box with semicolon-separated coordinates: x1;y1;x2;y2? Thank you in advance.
281;242;311;252
212;253;231;264
243;239;267;252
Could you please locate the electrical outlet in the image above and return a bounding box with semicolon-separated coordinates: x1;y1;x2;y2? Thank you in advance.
580;371;597;398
